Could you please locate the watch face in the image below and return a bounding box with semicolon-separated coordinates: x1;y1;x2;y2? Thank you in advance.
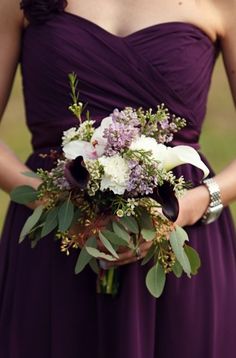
202;204;223;224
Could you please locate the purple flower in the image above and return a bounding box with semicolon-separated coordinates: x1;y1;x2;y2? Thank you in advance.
127;161;158;196
103;122;139;156
64;156;90;189
160;119;170;130
111;108;140;127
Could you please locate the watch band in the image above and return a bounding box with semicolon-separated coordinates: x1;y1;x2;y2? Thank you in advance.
201;178;223;224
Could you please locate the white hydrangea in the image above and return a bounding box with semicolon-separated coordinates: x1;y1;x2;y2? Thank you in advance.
98;154;130;195
129;135;166;165
62;127;81;146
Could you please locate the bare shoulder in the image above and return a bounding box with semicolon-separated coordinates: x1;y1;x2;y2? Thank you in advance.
0;0;24;30
208;0;236;37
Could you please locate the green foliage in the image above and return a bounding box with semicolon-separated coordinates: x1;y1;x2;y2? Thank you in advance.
85;247;117;261
19;205;44;243
119;216;139;234
41;207;59;238
141;244;156;266
98;232;119;258
112;222;130;243
58;199;74;232
169;227;191;277
101;229;129;246
139;208;156;241
89;258;100;274
184;245;201;275
172;260;183;278
21;171;40;179
10;185;38;205
75;236;97;274
146;262;166;298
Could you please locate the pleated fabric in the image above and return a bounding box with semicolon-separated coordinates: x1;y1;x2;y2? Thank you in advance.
0;11;236;358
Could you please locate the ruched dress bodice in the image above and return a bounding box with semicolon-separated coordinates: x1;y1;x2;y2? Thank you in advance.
20;13;219;151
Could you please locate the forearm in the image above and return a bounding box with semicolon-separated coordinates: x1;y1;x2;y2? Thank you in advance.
213;159;236;206
176;159;236;227
0;141;41;194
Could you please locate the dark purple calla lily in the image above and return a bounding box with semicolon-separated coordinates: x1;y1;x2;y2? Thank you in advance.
64;156;90;189
151;181;179;222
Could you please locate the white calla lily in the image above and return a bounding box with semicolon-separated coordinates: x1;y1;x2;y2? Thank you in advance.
158;145;209;178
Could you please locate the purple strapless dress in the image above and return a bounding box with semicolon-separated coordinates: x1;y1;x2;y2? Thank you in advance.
1;10;236;358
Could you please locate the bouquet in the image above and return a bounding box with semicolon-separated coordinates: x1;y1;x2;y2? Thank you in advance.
11;73;209;298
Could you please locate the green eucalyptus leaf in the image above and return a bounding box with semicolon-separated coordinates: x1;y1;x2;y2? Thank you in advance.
101;230;129;247
174;226;189;245
75;237;97;274
112;222;130;243
72;208;82;225
139;208;156;241
58;199;74;232
30;225;43;248
41;207;59;238
172;260;183;278
19;205;44;243
98;232;119;259
119;216;139;234
10;185;38;205
31;239;40;249
184;245;201;275
141;228;156;241
21;171;40;179
85;247;117;262
141;244;156;266
170;227;191;277
139;208;154;230
89;258;99;274
145;262;166;298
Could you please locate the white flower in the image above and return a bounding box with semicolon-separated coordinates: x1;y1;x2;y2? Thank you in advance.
62;116;113;160
90;116;113;156
62;127;81;146
98;154;130;195
130;135;209;177
63;140;98;160
130;135;159;156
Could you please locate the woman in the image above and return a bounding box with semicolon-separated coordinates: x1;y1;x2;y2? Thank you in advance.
0;0;236;357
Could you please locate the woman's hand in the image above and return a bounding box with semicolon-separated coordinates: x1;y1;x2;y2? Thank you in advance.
99;184;211;269
98;239;153;269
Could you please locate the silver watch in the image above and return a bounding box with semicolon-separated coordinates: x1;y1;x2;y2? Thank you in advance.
201;178;223;224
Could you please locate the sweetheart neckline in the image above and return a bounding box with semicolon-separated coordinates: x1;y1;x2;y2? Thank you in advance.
62;11;217;45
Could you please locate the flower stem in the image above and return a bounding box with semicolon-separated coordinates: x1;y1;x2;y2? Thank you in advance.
107;268;115;294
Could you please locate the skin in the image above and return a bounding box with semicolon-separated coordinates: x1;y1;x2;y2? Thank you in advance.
0;0;236;267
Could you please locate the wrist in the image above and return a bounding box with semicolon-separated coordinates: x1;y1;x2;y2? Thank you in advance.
176;185;210;227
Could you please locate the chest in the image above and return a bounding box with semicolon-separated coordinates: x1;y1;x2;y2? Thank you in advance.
65;0;217;40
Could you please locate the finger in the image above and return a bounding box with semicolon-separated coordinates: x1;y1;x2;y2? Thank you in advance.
104;243;152;268
116;241;152;261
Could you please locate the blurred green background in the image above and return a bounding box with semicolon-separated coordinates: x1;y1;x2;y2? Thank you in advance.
0;57;236;233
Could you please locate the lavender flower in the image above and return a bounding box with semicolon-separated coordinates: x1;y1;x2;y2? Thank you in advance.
103;121;139;156
127;160;158;196
111;107;140;127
